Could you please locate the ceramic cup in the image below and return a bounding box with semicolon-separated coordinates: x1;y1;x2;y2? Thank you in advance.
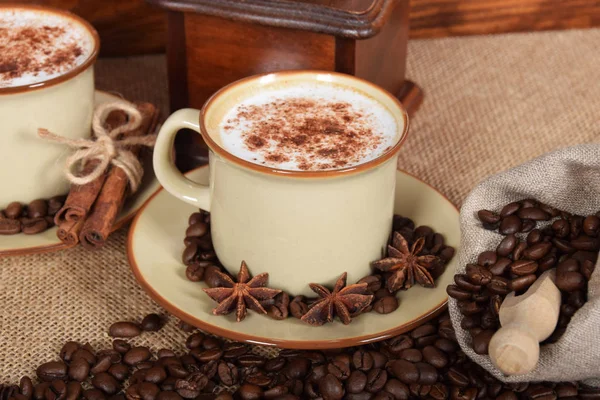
0;5;99;207
153;71;409;295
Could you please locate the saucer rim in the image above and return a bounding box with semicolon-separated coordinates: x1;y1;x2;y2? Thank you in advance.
127;166;459;349
0;90;152;257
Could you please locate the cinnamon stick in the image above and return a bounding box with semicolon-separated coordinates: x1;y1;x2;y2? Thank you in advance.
79;103;159;250
54;110;128;244
56;218;85;245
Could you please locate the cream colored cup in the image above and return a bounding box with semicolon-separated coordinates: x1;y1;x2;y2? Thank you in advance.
0;5;99;207
153;71;409;296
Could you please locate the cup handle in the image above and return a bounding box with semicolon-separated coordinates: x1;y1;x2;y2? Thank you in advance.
153;108;211;211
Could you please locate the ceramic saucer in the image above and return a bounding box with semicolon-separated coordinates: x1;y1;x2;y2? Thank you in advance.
0;91;161;257
128;167;459;349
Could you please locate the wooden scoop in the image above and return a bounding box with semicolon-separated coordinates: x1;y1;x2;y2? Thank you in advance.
488;270;561;375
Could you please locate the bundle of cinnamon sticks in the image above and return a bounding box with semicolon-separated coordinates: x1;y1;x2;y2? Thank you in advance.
54;102;159;250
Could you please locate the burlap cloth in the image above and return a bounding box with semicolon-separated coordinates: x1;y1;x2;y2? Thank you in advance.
2;28;600;383
450;144;600;385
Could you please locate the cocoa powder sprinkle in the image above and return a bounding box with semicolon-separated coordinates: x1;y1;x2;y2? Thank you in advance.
223;97;388;171
0;12;91;87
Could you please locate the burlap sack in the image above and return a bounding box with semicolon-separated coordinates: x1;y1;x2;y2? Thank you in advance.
449;143;600;385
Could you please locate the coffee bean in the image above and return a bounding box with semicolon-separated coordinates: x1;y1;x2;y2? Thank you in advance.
518;207;550;221
446;285;472;301
398;348;422;363
261;357;285;373
338;370;366;394
553;238;575;253
327;359;351;381
511;259;538;275
185;222;208;238
59;341;80;362
107;363;128;381
512;241;528;260
142;366;167;384
496;234;517;257
489;257;511;276
111;340;130;354
5;201;24;218
82;389;106;400
416;362;438;384
500;215;522;234
465;264;492;285
281;357;308;379
123;347;152;365
200;336;221;350
458;301;484;315
27;199;48;218
216;361;238;386
453;275;481;292
156;392;182;400
556;271;586;292
192;347;223;365
478;210;500;224
571;235;600;251
64;382;81;400
410;383;431;397
383;379;410;399
34;383;51;400
140;314;162;331
447;367;469;387
476;251;496;267
500;202;521;217
0;218;21;234
422;345;448;369
20;376;33;400
411;323;436;339
44;380;66;400
92;372;120;395
486;276;510;295
365;369;387;393
373;296;399;314
440;246;456;262
91;356;113;375
20;217;48;234
524;242;553;260
109;321;141;338
157;349;176;359
451;386;478;400
472;329;495;355
262;385;288;399
175;373;207;399
384;338;413;358
430;383;449;400
388;360;418;384
36;361;67;382
583;215;600;236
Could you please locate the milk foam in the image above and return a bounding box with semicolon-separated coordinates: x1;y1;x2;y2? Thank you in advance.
0;9;95;88
218;84;398;171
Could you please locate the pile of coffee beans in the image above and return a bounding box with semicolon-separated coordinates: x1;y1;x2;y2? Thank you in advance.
182;211;456;323
447;199;598;354
2;311;600;400
0;196;65;235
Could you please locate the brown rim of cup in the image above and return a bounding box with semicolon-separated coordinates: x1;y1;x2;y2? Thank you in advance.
198;70;410;179
0;4;100;95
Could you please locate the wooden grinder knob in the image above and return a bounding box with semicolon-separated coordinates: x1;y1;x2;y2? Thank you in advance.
489;270;561;375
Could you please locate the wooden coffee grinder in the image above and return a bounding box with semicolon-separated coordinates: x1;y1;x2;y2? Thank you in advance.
148;0;421;170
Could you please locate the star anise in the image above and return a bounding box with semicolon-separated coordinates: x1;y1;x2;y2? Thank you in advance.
202;261;282;322
301;272;373;326
371;232;438;291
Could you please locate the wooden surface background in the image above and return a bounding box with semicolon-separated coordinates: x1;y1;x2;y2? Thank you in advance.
4;0;600;56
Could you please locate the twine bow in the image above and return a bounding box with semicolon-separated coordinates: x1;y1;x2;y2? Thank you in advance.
38;101;156;193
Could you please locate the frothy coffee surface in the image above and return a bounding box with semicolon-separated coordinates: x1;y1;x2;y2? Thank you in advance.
0;8;95;88
219;84;398;171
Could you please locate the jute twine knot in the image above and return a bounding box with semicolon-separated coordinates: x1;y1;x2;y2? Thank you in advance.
38;101;156;193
